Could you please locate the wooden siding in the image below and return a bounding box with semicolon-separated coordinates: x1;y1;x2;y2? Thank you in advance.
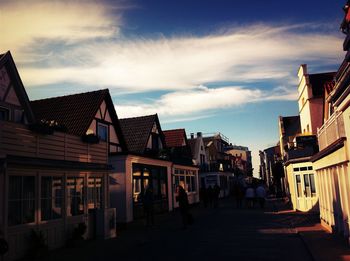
0;121;108;164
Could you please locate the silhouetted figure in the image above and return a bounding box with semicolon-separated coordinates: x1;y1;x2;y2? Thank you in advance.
143;187;154;226
200;187;208;208
213;184;221;208
207;185;214;208
234;182;244;208
256;183;266;209
177;185;190;229
245;186;255;208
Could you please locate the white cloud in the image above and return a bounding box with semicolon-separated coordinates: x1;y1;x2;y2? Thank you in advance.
115;85;297;119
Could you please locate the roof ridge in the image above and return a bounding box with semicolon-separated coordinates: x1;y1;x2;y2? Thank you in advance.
163;128;185;132
119;114;157;120
31;88;109;102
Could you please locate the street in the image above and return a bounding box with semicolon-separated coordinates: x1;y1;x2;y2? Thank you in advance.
45;199;313;261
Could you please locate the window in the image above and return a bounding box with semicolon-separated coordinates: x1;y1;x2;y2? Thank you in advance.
200;154;205;165
151;133;159;150
41;177;63;221
67;177;84;216
309;174;316;196
304;174;311;197
14;109;23;123
88;177;103;209
8;176;35;226
296;175;302;197
97;123;108;142
0;107;9;121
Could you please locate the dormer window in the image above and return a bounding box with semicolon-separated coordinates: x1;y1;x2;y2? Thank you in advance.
0;107;9;121
97;123;108;142
152;133;159;150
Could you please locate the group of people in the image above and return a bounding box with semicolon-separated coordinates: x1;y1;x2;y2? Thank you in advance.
199;184;221;208
233;181;267;209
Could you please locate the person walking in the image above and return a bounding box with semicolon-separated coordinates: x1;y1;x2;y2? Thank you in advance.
143;186;154;227
177;185;190;229
245;186;255;208
213;184;221;208
256;182;267;209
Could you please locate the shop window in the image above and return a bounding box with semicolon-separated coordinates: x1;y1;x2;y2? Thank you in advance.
296;175;302;197
8;176;35;226
41;176;63;221
97;123;108;142
88;177;103;209
67;177;84;216
186;175;191;192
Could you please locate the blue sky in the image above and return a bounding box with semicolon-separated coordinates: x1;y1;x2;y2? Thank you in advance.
0;0;346;176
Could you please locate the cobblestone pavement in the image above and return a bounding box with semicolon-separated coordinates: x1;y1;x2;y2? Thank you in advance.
44;198;313;261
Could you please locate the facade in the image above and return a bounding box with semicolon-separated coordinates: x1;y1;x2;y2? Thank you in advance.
188;132;208;172
310;3;350;241
259;145;282;189
109;115;199;223
225;145;253;176
163;129;200;208
0;52;125;260
200;133;235;197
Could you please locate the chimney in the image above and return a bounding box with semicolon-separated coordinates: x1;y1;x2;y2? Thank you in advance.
197;132;202;138
190;133;194;139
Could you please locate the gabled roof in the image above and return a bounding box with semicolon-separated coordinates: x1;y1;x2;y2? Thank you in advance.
163;129;187;148
30;89;127;150
119;114;163;153
309;72;336;97
0;51;35;123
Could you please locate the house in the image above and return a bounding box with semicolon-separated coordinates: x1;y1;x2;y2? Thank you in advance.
199;133;234;197
0;51;126;260
163;129;199;207
225;145;253;176
109;114;171;222
281;67;335;212
310;2;350;240
188;132;208;172
259;145;283;189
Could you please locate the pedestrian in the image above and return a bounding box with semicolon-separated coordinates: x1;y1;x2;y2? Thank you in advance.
143;186;154;227
200;187;208;208
256;183;266;209
245;186;255;208
213;183;221;208
234;182;244;208
177;185;190;229
207;185;213;208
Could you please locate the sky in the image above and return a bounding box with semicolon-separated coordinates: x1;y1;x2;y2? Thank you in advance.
0;0;347;177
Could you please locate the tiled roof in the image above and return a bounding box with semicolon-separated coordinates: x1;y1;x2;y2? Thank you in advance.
163;129;186;147
119;114;158;153
309;72;336;97
282;116;301;137
30;89;109;136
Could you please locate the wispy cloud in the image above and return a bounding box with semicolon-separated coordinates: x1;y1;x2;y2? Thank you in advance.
17;24;343;90
0;0;343;121
115;84;297;119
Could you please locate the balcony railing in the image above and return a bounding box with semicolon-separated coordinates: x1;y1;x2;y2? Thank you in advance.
317;111;346;151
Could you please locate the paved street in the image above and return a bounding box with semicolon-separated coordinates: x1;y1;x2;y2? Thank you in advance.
44;198;314;261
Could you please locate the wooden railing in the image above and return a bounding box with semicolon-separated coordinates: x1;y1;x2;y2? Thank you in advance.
0;121;108;164
317;111;346;151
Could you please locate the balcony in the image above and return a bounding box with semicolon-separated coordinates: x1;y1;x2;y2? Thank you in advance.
318;111;346;151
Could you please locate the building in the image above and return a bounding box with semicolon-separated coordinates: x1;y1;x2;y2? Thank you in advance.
310;2;350;241
0;51;125;260
259;145;282;189
163;129;200;208
280;66;334;211
109;115;198;223
225;145;253;176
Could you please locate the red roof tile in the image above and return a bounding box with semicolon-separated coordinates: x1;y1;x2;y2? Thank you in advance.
163;129;186;148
